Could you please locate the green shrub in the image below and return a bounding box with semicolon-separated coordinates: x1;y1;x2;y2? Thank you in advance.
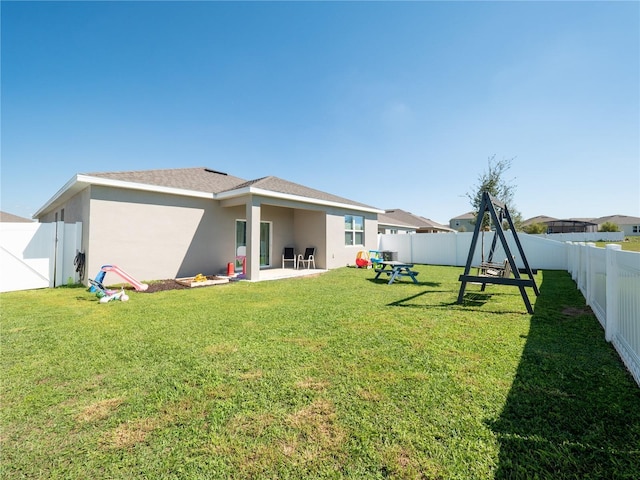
599;221;620;232
523;222;548;234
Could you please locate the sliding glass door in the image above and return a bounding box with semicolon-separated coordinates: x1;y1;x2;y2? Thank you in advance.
235;220;271;269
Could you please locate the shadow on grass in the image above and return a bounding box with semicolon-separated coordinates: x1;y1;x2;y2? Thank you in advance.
367;278;441;287
388;289;531;315
386;289;486;308
489;271;640;479
458;291;492;307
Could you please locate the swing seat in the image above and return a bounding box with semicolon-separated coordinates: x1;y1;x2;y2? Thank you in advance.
477;259;511;278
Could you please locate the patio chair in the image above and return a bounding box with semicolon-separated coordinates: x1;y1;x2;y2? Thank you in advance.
297;247;316;269
282;247;297;269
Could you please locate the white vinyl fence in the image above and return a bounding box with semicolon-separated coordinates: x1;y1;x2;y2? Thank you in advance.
0;222;83;293
378;232;640;386
378;231;568;270
567;243;640;387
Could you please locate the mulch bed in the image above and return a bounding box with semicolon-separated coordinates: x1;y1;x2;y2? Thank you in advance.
135;276;230;293
142;280;191;293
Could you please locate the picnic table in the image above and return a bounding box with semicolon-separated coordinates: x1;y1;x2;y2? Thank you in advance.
374;261;419;285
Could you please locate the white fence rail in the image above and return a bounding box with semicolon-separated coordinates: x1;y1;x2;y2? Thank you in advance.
0;222;83;293
378;233;640;386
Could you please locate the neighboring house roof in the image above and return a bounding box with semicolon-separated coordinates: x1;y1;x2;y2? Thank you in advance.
0;211;34;222
381;209;454;232
593;214;640;225
377;212;417;229
35;167;383;217
451;211;475;221
521;215;557;226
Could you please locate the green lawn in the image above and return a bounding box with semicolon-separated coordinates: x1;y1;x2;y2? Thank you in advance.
596;236;640;252
2;266;639;479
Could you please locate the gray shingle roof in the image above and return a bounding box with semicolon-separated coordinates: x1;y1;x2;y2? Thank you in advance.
87;168;378;210
381;209;453;231
0;211;34;222
377;212;417;228
451;211;476;220
593;214;640;225
87;167;247;194
521;215;558;226
228;176;376;209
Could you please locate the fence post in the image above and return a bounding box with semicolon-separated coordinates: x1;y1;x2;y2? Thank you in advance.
605;244;622;342
585;243;596;306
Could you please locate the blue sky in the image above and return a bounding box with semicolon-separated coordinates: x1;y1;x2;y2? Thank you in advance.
2;1;639;224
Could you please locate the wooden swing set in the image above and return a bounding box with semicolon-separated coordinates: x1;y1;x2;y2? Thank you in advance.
457;191;539;314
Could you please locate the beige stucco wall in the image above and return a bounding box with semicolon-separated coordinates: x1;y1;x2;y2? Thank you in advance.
292;209;326;268
87;186;241;282
325;209;378;269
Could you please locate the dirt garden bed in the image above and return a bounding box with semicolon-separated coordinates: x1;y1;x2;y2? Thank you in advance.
139;275;231;293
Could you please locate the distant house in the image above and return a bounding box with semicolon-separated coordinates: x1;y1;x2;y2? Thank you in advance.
449;212;475;232
377;210;417;234
593;215;640;236
33;167;383;282
378;209;454;234
0;211;34;223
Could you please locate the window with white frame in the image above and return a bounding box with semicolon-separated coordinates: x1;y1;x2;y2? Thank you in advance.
633;225;639;233
345;215;364;246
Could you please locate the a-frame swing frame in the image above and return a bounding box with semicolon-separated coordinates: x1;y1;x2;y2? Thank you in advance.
457;191;540;314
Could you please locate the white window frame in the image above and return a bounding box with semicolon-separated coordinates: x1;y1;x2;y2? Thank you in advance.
345;215;365;246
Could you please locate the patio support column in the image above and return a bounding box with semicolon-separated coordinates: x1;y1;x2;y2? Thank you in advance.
245;197;261;281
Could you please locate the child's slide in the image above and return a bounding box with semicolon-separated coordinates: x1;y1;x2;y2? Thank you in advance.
95;264;149;291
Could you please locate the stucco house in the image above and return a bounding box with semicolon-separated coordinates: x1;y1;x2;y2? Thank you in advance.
593;215;640;236
33;167;383;282
449;212;476;232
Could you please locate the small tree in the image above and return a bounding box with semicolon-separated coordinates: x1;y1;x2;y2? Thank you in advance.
466;155;523;230
599;222;620;232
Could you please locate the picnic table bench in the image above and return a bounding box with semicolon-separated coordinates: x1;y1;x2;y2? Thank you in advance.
374;261;419;285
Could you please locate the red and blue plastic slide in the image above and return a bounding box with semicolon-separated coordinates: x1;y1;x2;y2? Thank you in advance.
91;264;149;291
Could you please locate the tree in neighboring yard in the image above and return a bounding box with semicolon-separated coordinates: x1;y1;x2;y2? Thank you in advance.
599;221;620;232
466;155;523;230
523;222;548;234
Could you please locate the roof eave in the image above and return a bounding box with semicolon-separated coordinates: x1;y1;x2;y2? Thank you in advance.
216;186;384;214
